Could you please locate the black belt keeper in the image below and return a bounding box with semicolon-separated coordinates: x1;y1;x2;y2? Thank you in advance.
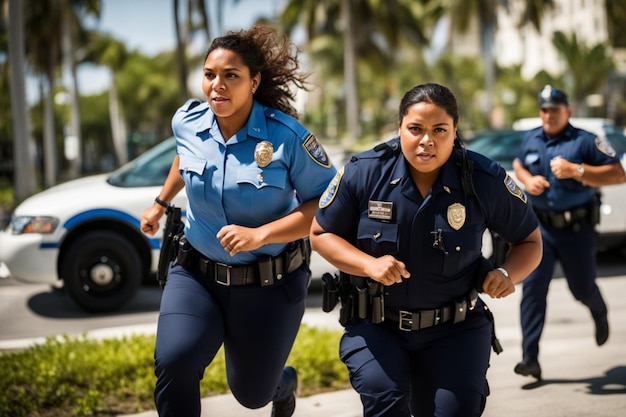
177;239;306;286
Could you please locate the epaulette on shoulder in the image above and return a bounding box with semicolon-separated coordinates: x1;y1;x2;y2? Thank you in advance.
182;99;203;112
466;149;500;179
353;137;401;161
264;107;307;136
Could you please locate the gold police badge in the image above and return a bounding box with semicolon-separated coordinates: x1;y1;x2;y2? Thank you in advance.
255;141;273;167
447;203;466;230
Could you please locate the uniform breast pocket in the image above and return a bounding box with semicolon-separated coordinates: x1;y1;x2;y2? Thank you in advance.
178;154;209;194
236;167;290;210
440;226;483;277
357;219;399;258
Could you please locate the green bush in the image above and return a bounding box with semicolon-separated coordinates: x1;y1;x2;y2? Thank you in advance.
0;325;348;417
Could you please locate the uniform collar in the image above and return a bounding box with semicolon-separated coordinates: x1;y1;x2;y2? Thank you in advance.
543;123;575;141
200;100;270;142
392;151;464;194
245;100;270;141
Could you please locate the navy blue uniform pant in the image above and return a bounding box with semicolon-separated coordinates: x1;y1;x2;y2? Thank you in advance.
154;264;309;417
340;302;492;417
520;221;607;360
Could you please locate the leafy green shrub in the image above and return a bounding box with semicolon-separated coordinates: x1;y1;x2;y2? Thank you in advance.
0;325;348;416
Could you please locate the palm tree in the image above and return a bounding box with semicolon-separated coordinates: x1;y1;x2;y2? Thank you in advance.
60;0;101;177
448;0;555;126
6;0;37;201
23;0;100;187
551;30;614;116
605;0;626;47
280;0;445;145
82;33;129;165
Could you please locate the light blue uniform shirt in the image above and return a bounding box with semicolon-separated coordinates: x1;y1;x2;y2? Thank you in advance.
172;99;337;265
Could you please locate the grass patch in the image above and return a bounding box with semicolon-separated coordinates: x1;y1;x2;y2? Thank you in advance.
0;325;348;417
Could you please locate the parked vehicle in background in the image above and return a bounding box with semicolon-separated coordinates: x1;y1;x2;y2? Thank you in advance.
0;138;343;313
466;120;626;257
0;139;185;312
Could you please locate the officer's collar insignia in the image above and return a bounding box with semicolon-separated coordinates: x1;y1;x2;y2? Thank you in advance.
504;174;527;203
443;185;451;193
254;141;273;167
319;167;343;208
447;203;466;230
390;178;401;185
595;136;617;157
303;134;332;168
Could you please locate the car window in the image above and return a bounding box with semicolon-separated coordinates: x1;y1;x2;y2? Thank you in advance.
466;130;523;170
108;138;177;187
603;126;626;155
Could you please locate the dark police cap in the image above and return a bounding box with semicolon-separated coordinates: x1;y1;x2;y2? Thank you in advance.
538;85;568;108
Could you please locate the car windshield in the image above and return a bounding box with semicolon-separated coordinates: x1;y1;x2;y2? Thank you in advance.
107;138;176;187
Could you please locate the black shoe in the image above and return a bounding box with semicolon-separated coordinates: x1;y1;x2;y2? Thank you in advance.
271;366;298;417
514;358;542;380
594;314;609;346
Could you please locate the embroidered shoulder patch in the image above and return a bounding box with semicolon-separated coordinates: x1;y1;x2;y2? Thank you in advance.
504;174;527;203
319;167;343;208
595;136;617;157
303;134;332;168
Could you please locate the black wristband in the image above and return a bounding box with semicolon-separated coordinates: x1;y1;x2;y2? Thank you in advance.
154;196;169;208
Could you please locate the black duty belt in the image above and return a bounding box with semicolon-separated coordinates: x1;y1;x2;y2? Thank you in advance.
534;206;590;229
183;240;306;287
385;305;454;331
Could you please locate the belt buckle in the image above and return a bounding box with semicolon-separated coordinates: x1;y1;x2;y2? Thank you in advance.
215;262;231;286
398;310;414;331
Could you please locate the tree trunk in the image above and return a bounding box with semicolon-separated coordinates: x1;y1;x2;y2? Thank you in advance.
62;0;83;177
7;0;37;201
109;73;128;166
174;0;189;102
42;71;58;188
342;0;360;147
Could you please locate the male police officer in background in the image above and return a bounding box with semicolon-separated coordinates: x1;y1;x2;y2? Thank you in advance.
512;85;626;380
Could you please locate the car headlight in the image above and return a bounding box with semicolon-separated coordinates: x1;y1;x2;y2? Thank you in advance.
10;216;59;234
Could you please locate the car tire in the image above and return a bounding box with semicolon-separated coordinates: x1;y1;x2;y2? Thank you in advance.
61;230;142;313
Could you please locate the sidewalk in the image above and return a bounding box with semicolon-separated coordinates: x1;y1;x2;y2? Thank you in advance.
119;273;626;417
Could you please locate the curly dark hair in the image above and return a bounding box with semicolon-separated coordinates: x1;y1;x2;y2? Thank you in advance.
205;25;309;119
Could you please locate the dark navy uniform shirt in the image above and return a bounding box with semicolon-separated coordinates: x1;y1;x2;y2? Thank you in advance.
315;138;537;310
516;123;619;212
172;99;337;265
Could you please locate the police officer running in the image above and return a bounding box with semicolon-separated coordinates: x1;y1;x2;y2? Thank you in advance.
310;83;543;416
140;26;337;417
512;85;626;380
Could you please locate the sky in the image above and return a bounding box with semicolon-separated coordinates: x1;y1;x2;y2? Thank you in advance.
50;0;287;99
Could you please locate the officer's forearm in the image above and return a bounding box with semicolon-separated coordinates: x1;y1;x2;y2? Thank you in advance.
500;227;542;285
576;162;626;186
256;198;319;245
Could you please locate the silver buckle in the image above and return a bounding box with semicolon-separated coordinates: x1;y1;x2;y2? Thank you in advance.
398;310;414;331
215;262;231;286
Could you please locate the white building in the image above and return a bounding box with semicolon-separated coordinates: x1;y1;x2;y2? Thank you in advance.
495;0;609;79
448;0;616;80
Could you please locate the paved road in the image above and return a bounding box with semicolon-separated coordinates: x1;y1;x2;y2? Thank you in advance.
122;253;626;417
2;253;626;416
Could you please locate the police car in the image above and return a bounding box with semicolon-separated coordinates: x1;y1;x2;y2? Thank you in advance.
0;138;341;313
467;119;626;255
0;139;186;312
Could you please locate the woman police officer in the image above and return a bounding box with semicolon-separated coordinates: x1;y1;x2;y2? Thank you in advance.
140;26;336;417
310;83;542;416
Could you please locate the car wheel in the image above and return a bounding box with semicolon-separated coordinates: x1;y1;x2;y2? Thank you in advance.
61;230;142;313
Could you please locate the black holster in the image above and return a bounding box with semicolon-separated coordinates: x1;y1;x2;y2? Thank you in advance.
321;272;385;326
157;206;184;288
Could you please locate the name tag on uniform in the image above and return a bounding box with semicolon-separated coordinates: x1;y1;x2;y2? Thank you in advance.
368;201;393;220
